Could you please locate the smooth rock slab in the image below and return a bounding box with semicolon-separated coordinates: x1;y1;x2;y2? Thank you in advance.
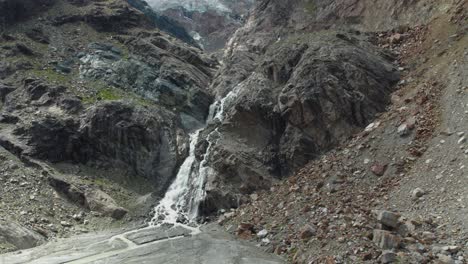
125;224;192;245
0;224;283;264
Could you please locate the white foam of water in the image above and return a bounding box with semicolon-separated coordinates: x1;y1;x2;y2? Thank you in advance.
151;130;202;225
151;84;242;226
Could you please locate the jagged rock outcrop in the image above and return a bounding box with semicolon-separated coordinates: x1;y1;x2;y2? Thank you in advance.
79;101;188;192
0;79;188;193
197;32;399;214
192;0;434;214
79;34;216;128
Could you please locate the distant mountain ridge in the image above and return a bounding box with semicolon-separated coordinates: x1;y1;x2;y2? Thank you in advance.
143;0;255;52
145;0;231;13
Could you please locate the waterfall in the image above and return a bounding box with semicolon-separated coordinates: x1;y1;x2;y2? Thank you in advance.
150;85;241;226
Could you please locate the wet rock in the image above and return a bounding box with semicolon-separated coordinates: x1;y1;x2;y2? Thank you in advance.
85;189;128;220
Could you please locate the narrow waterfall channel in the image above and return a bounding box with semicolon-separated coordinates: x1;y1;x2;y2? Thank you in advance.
150;86;241;226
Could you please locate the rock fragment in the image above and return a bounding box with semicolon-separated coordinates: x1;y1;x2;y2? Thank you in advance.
371;163;388;176
377;211;400;229
373;230;401;250
257;229;268;238
299;224;316;240
411;188;425;200
380;250;397;263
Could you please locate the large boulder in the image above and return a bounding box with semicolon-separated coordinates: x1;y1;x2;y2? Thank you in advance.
0;221;45;250
85;189;128;220
48;176;88;207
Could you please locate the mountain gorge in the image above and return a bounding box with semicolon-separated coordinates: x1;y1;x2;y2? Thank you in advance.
145;0;255;52
0;0;467;263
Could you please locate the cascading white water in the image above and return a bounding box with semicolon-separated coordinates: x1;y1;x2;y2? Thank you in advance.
150;85;242;226
150;130;202;224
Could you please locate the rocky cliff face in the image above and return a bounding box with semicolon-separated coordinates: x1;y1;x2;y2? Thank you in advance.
0;0;218;250
219;1;467;262
194;0;441;214
190;0;464;215
0;0;216;184
1;0;464;257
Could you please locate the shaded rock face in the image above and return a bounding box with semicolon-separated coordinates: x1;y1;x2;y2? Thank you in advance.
79;102;187;191
0;80;188;192
190;0;451;216
51;0;148;33
0;0;55;28
193;0;419;214
198;33;399;214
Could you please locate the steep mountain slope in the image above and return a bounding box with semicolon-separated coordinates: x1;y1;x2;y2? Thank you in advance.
218;0;468;263
0;0;466;262
0;0;217;253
